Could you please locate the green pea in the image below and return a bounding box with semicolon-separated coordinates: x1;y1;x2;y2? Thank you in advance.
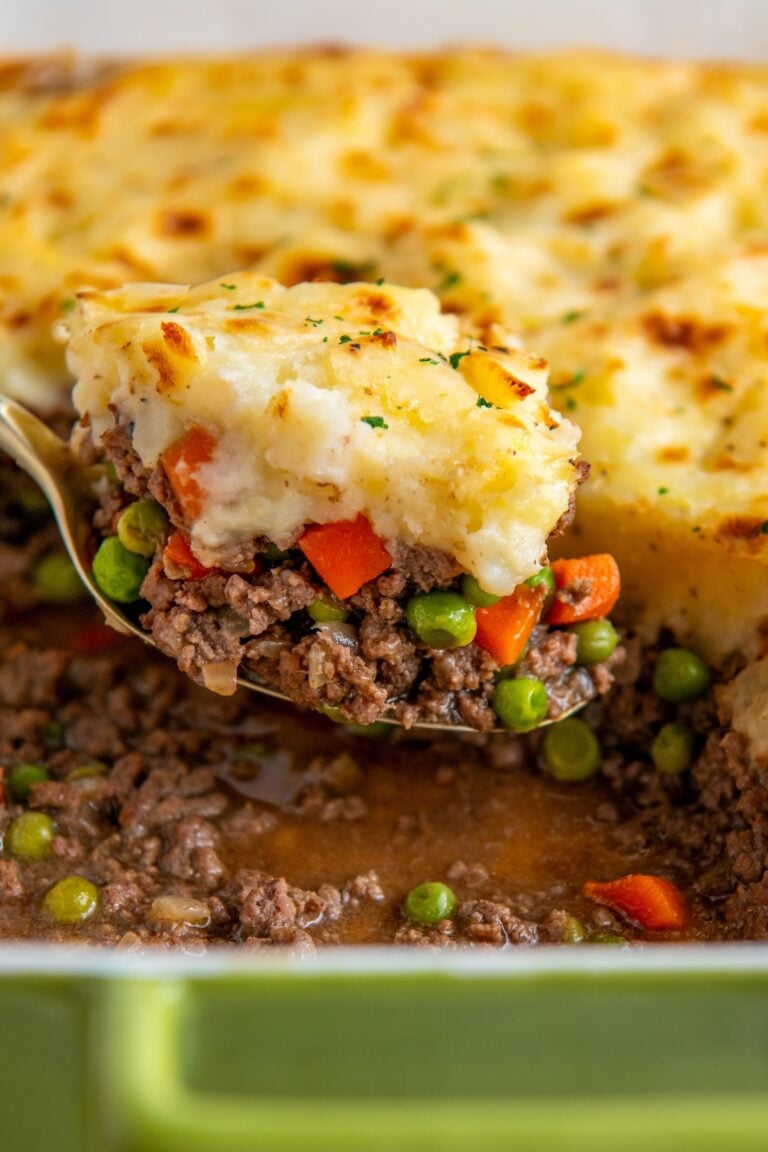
404;881;457;924
91;536;150;603
40;720;64;748
562;915;586;944
6;811;55;860
572;619;619;665
653;648;711;702
345;721;392;739
264;543;292;564
308;597;349;623
542;717;601;781
15;478;49;518
406;591;476;649
460;574;500;607
525;566;556;595
116;500;168;558
231;742;268;763
320;704;348;724
651;722;694;775
492;677;549;732
30;552;86;602
8;763;49;803
43;875;100;924
66;761;107;782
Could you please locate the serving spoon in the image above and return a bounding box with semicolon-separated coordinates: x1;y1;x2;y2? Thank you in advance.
0;395;585;734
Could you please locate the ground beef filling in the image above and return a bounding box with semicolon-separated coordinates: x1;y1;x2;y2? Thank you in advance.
1;490;767;947
85;428;619;731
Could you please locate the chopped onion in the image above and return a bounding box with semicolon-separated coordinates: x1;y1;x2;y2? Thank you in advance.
312;622;358;647
307;624;359;689
202;660;238;696
247;637;286;660
150;894;211;927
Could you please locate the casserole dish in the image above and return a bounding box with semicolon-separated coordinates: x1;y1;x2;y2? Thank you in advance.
4;947;768;1150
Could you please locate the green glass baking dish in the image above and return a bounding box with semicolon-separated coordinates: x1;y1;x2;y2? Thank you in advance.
3;945;768;1151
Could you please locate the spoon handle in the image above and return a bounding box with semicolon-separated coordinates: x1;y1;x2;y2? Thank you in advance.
0;395;70;506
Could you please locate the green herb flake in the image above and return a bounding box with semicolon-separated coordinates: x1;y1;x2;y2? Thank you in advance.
419;357;440;365
449;348;472;370
59;297;76;313
437;270;462;293
565;396;578;412
761;521;768;535
476;396;496;409
361;415;389;429
220;283;237;290
709;375;734;392
231;301;265;311
375;277;386;286
692;526;702;533
305;316;323;327
167;306;180;314
561;310;585;325
658;487;670;496
339;334;353;344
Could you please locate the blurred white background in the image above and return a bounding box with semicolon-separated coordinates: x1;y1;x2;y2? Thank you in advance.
2;0;768;58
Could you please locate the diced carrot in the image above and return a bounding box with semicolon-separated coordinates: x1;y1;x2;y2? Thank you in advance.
548;553;620;625
164;531;216;580
474;585;543;666
582;874;689;931
298;515;392;600
71;623;126;653
160;425;218;520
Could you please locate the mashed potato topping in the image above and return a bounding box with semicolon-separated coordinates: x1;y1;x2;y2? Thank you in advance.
64;274;581;595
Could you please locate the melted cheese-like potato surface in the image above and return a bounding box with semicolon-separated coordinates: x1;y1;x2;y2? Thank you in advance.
3;49;768;660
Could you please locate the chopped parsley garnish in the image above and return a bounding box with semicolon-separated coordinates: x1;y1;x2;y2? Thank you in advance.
437;270;462;293
761;522;768;535
167;306;180;313
565;369;586;388
305;316;323;326
375;277;386;286
658;487;670;495
692;526;702;533
561;310;585;325
476;396;497;409
339;334;353;344
709;375;733;392
58;297;76;313
334;315;344;321
419;357;440;365
372;328;384;336
449;348;472;370
361;415;388;429
565;396;578;412
220;283;237;290
231;301;265;310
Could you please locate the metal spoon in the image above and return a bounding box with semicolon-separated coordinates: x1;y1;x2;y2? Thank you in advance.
0;395;585;734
